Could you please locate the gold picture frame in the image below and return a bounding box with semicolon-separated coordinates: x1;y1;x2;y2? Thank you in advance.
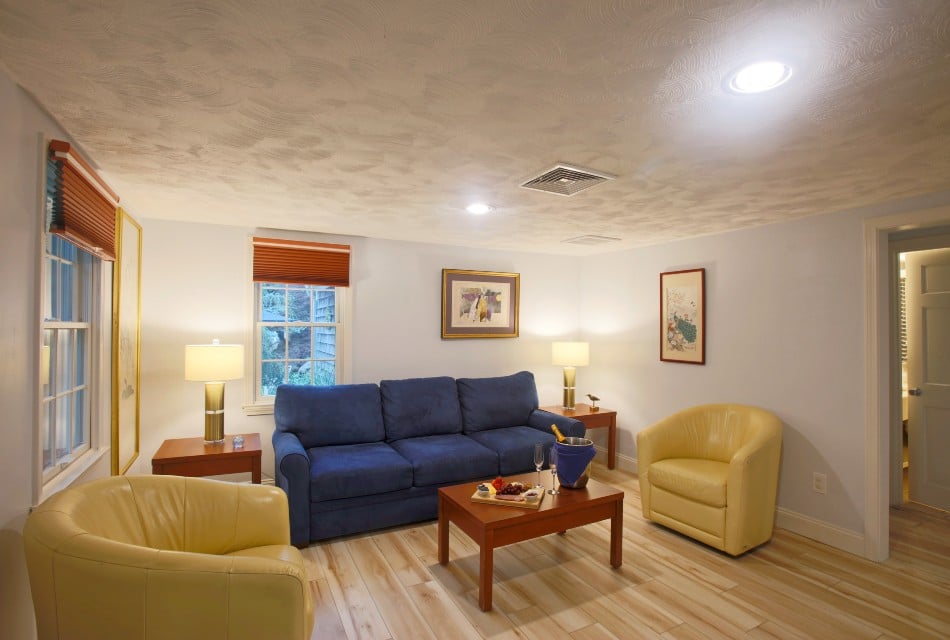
441;269;520;339
660;268;706;364
112;208;141;474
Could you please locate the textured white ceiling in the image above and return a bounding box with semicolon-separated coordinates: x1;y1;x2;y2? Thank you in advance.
1;1;949;254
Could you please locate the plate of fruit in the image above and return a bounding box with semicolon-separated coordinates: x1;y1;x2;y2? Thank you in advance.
472;477;544;508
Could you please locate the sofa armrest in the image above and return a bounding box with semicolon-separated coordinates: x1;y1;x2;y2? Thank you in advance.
273;431;311;547
529;409;585;438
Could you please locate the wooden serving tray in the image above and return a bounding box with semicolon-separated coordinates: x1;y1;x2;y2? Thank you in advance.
470;490;545;509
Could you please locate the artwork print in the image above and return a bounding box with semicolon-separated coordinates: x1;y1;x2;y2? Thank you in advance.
660;268;705;364
112;208;142;473
442;269;519;338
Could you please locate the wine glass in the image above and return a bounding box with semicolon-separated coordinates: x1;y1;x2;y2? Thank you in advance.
548;445;560;495
534;443;544;488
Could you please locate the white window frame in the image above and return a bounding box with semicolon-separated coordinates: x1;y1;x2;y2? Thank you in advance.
244;282;350;415
35;233;110;504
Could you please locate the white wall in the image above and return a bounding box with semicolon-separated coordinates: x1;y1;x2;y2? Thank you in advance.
0;69;120;640
133;220;582;478
579;194;950;544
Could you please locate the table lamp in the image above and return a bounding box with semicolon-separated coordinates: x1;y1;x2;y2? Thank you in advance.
185;339;244;443
552;341;589;410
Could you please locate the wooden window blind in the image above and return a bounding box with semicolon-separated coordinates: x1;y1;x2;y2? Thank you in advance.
252;236;351;287
47;140;120;261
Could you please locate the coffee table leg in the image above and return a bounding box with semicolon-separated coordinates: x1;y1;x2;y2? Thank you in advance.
479;532;494;611
610;500;623;568
438;500;449;565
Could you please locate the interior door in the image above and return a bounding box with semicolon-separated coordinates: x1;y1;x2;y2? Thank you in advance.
905;247;950;511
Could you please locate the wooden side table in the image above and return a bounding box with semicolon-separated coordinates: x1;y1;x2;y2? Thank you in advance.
152;433;262;483
540;403;617;469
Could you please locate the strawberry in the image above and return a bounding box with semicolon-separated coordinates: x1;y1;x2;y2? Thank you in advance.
491;476;505;491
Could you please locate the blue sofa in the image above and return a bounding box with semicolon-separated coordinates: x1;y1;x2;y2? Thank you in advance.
272;371;584;546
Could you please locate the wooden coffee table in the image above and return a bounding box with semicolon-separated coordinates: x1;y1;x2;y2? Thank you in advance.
438;472;623;611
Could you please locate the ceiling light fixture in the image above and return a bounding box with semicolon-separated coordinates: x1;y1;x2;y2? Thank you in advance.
466;203;493;215
727;61;792;94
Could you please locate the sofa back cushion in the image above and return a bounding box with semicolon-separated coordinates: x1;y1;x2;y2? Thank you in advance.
380;376;463;441
457;371;539;433
274;383;385;448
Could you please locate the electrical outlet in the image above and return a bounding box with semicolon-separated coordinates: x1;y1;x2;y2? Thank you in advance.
812;472;827;495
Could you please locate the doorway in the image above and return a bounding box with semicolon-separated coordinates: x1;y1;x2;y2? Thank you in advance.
895;243;950;512
865;205;950;563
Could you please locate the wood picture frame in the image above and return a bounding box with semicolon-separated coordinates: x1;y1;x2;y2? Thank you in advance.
112;208;141;474
660;268;705;364
442;269;520;339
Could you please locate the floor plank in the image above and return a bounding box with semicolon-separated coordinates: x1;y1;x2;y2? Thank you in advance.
302;465;950;640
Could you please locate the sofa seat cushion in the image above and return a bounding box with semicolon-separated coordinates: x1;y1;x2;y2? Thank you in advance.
457;371;539;433
389;434;498;487
381;376;463;441
467;426;557;475
648;458;729;508
308;443;413;502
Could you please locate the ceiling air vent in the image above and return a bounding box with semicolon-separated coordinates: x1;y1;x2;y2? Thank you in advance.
562;235;621;246
520;163;616;197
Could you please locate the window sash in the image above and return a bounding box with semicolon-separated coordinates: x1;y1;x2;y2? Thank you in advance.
254;283;342;401
41;235;96;485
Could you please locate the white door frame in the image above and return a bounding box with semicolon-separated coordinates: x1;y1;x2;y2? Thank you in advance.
864;204;950;561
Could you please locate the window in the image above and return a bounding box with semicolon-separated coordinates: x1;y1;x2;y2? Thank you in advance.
41;234;98;483
254;283;343;401
39;139;116;494
249;236;351;408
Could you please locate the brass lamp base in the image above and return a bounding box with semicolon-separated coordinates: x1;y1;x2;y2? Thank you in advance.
561;366;576;410
204;381;226;443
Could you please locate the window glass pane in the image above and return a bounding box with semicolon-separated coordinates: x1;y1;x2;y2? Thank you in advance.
73;390;86;450
76;329;86;385
261;326;284;360
313;288;335;322
42;330;53;398
288;360;312;386
313;360;335;386
60;260;74;321
313;326;336;359
288;326;311;360
260;361;284;397
49;257;59;320
42;400;53;471
287;287;310;322
56;331;72;391
261;287;286;322
55;395;71;464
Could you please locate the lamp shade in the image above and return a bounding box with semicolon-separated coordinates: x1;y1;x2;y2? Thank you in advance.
552;341;589;367
185;340;245;382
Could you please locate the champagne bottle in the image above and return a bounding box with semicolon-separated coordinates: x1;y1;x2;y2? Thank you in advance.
550;424;566;442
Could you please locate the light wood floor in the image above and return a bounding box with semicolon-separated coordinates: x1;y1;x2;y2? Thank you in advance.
300;464;950;640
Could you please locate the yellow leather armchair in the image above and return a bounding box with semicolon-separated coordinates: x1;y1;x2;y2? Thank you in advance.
637;404;782;556
24;475;314;640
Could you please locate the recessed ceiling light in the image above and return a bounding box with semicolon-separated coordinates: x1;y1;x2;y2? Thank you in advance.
466;203;493;215
727;61;792;94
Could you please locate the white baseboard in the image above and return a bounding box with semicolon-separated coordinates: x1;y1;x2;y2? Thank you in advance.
593;445;638;474
775;507;866;557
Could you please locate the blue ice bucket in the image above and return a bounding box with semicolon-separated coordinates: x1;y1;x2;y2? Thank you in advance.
555;437;596;488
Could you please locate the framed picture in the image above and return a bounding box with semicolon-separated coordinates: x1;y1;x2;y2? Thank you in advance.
660;268;705;364
442;269;520;338
112;208;141;474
